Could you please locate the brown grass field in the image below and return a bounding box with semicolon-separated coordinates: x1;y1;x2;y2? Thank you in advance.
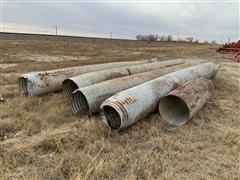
0;40;239;179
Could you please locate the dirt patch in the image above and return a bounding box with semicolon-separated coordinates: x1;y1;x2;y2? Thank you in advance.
8;54;91;62
107;50;143;56
0;63;18;68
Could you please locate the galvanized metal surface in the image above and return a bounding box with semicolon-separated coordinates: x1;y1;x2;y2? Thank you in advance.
18;59;159;96
159;78;214;127
101;62;219;130
71;61;191;116
62;59;184;97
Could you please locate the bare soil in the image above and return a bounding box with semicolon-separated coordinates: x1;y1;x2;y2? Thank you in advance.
0;40;239;179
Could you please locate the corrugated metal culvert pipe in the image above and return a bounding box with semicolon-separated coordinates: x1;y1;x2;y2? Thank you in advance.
101;62;218;131
71;61;188;116
18;59;159;96
62;59;184;97
159;78;214;127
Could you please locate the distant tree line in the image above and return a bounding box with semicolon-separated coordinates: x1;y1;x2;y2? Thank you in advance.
204;40;217;44
136;34;172;42
136;34;199;43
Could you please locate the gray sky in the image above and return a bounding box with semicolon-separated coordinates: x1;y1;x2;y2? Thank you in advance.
1;1;239;42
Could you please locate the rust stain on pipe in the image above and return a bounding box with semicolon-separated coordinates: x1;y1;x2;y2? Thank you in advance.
101;62;219;131
159;78;214;127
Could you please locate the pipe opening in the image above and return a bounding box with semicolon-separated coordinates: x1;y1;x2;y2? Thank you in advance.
62;79;79;97
71;90;89;116
159;95;189;126
18;77;29;96
102;105;121;130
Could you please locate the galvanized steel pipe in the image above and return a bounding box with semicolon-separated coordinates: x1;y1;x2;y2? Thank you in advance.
71;62;190;116
159;78;214;127
63;59;184;97
101;62;218;130
18;59;159;96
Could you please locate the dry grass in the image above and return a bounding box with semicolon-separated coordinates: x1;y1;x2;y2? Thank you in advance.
0;40;239;179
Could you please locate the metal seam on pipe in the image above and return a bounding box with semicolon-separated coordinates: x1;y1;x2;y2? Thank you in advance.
70;62;193;116
100;62;219;131
62;59;184;97
159;78;214;127
18;58;160;96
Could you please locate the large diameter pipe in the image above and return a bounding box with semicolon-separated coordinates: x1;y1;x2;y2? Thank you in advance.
18;59;159;96
62;59;184;97
101;62;218;131
159;78;214;127
71;61;191;116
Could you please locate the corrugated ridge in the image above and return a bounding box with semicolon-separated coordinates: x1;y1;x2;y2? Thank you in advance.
63;59;184;97
19;58;158;96
70;61;192;116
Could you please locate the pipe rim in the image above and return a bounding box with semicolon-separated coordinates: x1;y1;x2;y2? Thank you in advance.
101;105;122;130
159;95;190;126
18;77;29;96
62;79;79;97
71;90;90;116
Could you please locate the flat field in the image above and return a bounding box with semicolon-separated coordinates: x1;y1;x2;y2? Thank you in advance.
0;40;239;179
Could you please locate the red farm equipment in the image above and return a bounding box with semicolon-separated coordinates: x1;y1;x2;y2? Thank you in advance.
216;40;240;62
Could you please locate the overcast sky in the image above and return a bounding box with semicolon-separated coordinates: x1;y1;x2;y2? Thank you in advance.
1;1;239;42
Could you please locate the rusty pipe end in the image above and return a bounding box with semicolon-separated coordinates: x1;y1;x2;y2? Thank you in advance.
159;78;214;127
159;95;190;126
71;90;89;116
101;101;126;131
101;105;121;130
62;79;79;97
18;77;29;96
